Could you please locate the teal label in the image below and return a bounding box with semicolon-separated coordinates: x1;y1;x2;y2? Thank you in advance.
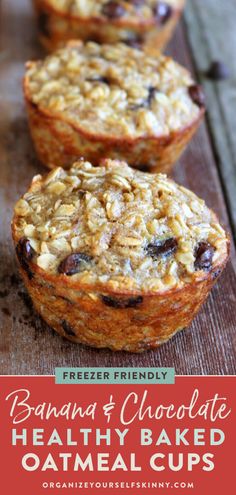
55;368;175;385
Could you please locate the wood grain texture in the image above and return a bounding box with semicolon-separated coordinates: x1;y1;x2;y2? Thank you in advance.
184;0;236;240
0;0;235;375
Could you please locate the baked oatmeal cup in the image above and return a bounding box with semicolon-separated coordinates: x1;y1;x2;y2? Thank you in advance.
33;0;186;53
24;41;205;173
12;159;229;352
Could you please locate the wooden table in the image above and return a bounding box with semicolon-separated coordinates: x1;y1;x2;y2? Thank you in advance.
0;0;235;375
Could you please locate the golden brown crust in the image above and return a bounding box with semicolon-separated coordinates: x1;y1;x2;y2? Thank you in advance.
13;251;229;352
13;161;229;292
11;158;230;352
24;77;205;174
11;204;230;296
33;0;185;53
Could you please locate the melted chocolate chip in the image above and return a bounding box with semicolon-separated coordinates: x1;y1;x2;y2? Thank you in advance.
138;164;153;172
62;320;76;337
153;2;172;25
188;84;205;108
58;253;93;276
16;238;35;280
206;61;230;81
147;86;157;105
146;238;178;260
130;86;158;110
77;190;86;198
102;1;126;19
38;12;50;37
86;76;111;85
194;242;215;272
102;295;143;309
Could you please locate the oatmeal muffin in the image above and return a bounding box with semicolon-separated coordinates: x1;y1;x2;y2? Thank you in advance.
12;159;229;352
33;0;186;53
24;41;205;173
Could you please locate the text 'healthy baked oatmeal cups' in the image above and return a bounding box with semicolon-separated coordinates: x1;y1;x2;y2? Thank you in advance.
33;0;186;53
24;41;205;174
12;159;229;352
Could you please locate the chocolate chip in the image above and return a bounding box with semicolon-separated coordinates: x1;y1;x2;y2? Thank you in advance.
58;253;93;276
102;1;126;19
188;84;205;108
153;2;172;25
206;61;230;81
78;190;86;198
16;238;35;280
194;242;215;272
130;86;158;110
86;76;111;85
123;36;143;50
147;86;157;105
102;295;143;309
38;12;50;37
62;320;76;337
146;238;178;260
138;164;153;172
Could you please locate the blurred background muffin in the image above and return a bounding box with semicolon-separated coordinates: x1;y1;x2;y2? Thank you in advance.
33;0;186;52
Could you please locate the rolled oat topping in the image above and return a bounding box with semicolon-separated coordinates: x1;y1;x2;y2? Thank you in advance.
26;41;202;139
13;159;228;293
42;0;183;22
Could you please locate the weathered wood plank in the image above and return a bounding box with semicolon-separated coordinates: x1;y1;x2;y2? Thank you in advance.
184;0;236;240
0;0;235;375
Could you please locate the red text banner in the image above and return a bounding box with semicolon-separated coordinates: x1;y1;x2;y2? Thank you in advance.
0;376;235;495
